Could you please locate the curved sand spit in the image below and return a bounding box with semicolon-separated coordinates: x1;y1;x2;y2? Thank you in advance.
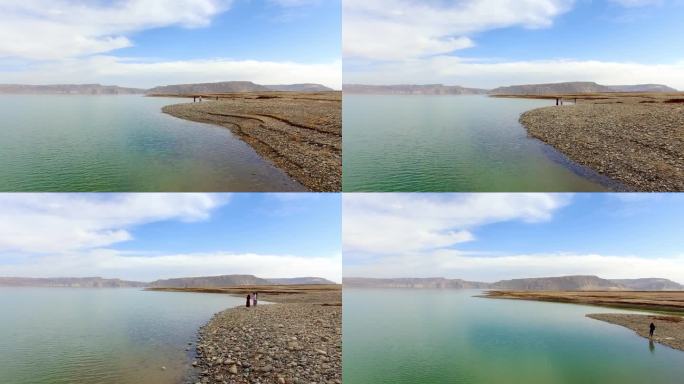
587;313;684;352
190;288;341;384
520;101;684;191
163;92;341;192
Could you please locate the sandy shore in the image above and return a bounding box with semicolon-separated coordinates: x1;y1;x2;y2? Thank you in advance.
161;92;341;192
587;313;684;351
517;94;684;191
152;285;341;384
482;290;684;313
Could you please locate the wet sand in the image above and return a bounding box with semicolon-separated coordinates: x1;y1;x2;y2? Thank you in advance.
513;93;684;191
160;92;341;192
149;285;341;384
587;313;684;351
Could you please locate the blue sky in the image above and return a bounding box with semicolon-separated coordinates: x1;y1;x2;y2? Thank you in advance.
0;0;341;88
343;193;684;283
344;0;684;89
460;0;684;64
116;194;340;257
0;193;341;282
116;1;341;64
457;194;684;257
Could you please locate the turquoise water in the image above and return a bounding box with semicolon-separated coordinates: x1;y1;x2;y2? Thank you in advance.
342;95;613;192
343;289;684;383
0;95;303;191
0;288;243;384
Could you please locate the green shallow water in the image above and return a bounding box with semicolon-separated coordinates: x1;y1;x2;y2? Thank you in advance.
0;288;243;384
342;95;613;192
343;289;684;384
0;95;303;191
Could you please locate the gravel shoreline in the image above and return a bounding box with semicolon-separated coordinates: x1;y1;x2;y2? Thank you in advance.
587;313;684;351
189;290;341;384
519;102;684;191
162;92;341;192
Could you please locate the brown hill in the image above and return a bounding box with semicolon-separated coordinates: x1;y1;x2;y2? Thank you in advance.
0;276;147;288
0;84;146;94
343;84;488;95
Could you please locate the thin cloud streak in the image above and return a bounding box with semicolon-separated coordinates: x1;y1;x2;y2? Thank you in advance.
0;250;342;283
0;56;342;89
345;57;684;90
344;252;684;284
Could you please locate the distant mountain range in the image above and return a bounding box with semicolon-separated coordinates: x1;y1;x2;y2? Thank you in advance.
0;84;147;95
489;81;678;95
343;84;488;95
263;83;333;92
149;275;336;287
344;275;684;291
342;277;490;289
343;82;679;95
147;81;333;95
0;81;334;95
1;81;675;96
266;277;336;285
148;274;269;288
147;81;268;95
605;84;677;93
0;277;147;288
0;274;335;288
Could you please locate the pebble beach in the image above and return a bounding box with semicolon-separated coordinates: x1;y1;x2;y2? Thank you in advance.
519;98;684;191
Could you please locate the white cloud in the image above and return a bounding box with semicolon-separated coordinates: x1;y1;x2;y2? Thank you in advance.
0;193;342;282
344;57;684;90
0;250;342;283
343;0;574;60
342;193;684;283
0;0;233;60
0;56;342;89
0;193;227;254
343;0;684;89
344;251;684;284
343;193;568;255
0;1;340;88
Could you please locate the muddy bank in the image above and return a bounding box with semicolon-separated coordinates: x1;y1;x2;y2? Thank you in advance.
587;313;684;352
162;92;341;192
519;99;684;191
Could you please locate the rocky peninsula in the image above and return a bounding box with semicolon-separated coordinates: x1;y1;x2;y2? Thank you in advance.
518;93;684;191
152;285;342;384
587;313;684;351
161;92;341;192
482;290;684;313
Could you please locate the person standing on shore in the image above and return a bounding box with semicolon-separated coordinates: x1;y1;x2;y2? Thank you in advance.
246;293;251;308
253;292;258;307
649;322;656;338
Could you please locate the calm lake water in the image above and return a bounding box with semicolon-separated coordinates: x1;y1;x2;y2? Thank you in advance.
0;288;243;384
343;289;684;384
343;95;613;192
0;95;303;191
